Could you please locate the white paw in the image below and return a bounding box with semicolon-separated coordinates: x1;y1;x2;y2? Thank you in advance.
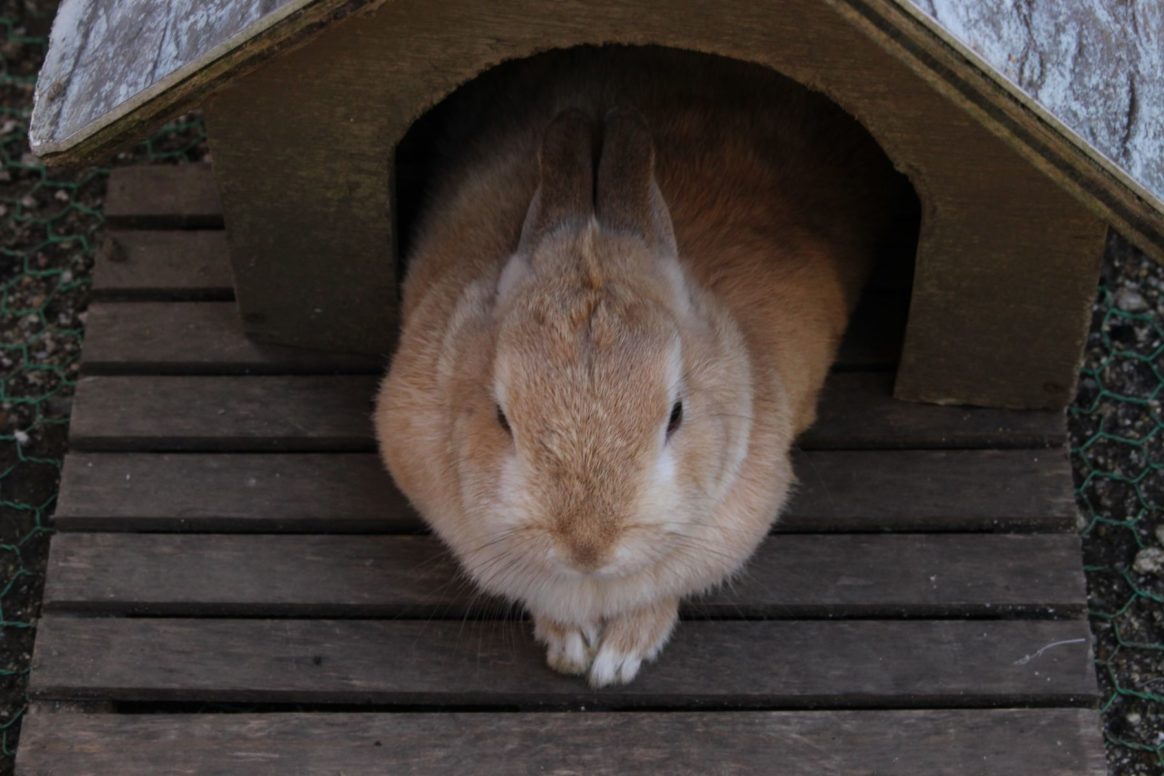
534;618;599;676
588;645;643;687
586;598;679;688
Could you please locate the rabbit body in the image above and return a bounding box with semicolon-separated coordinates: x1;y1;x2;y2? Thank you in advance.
376;48;897;686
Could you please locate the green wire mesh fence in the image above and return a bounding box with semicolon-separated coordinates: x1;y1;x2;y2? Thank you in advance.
0;13;81;764
0;9;207;771
2;5;1163;776
1071;234;1164;775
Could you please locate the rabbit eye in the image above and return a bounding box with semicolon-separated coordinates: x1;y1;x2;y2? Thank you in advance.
496;404;512;436
666;400;683;439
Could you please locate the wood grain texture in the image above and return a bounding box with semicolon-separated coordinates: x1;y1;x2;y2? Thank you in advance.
28;0;376;165
67;375;378;452
849;0;1164;266
28;616;1097;706
31;0;293;153
14;707;1108;776
786;448;1077;530
102;165;223;228
52;448;1076;533
906;0;1164;222
53;452;414;533
42;532;1087;618
65;373;1064;453
204;64;400;356
28;0;1164;268
201;0;1109;404
81;303;383;375
93;231;233;300
803;373;1065;449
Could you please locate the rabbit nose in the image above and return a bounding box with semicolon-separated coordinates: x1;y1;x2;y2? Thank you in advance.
566;539;604;571
554;530;615;574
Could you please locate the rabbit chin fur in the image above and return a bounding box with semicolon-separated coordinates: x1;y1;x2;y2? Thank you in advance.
375;47;897;687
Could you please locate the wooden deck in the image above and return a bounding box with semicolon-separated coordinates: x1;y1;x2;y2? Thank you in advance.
16;166;1105;774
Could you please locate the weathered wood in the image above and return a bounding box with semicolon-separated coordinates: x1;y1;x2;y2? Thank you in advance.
28;0;1164;270
32;0;292;155
82;303;383;375
67;376;377;452
206;105;398;354
786;448;1076;531
93;231;233;300
54;453;413;533
65;373;1064;453
53;448;1076;533
29;0;368;165
14;707;1108;776
102;165;223;229
803;373;1064;449
42;532;1088;618
29;616;1097;706
890;186;1106;409
200;0;1110;406
893;0;1164;258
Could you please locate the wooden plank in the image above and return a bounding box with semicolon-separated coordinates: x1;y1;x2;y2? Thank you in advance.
82;303;383;375
102;165;224;229
54;453;412;532
14;707;1108;775
803;373;1064;449
93;231;233;300
786;448;1077;531
66;373;1064;453
53;449;1076;533
67;376;377;452
42;533;1087;618
28;616;1097;706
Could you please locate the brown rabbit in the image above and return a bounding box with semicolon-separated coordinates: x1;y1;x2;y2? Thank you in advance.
376;47;898;686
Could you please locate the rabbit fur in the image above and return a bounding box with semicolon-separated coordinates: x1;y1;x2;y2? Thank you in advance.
375;47;898;687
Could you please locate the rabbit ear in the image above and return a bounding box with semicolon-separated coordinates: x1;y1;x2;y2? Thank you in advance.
596;109;677;253
518;109;596;253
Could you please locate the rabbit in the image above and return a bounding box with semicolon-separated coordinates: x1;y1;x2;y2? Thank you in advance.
375;47;898;687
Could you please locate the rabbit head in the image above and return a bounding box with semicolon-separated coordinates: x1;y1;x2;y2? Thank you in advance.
441;109;772;621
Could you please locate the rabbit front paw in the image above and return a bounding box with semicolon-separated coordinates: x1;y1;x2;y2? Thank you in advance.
588;598;679;688
534;616;600;676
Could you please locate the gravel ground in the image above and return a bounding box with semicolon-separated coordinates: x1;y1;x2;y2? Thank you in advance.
0;3;205;773
1071;234;1164;775
0;4;90;769
0;2;1161;774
